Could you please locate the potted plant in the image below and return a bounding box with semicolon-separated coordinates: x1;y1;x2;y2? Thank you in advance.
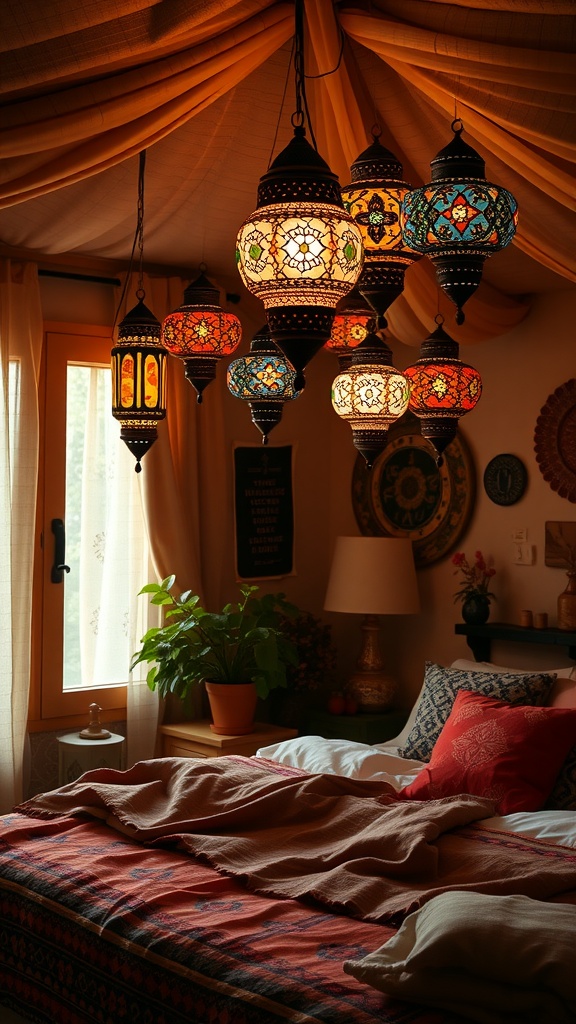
452;550;496;624
130;576;299;735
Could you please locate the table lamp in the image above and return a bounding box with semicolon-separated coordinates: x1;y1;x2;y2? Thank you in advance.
324;536;420;712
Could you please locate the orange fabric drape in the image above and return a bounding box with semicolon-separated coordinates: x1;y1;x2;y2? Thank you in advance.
0;1;294;204
0;0;574;338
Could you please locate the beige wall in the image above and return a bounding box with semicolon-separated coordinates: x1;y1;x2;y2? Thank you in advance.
39;273;576;715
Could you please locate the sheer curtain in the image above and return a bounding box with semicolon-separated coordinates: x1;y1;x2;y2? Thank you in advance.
70;362;161;766
115;272;230;755
0;260;43;813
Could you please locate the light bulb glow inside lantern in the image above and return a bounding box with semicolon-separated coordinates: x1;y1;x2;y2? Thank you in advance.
111;297;167;472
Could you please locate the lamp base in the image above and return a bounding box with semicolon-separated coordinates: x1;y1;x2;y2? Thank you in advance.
347;614;398;712
348;669;398;713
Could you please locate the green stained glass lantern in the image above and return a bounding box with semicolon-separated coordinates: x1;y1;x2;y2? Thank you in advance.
405;316;482;461
331;331;410;468
401;120;518;324
341;130;421;330
111;296;167;473
325;287;375;370
162;271;242;402
227;325;301;443
236;125;363;391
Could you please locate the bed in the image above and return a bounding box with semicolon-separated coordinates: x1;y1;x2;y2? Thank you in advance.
1;659;575;1024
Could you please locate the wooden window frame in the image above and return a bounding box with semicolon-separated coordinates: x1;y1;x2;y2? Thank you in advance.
29;322;127;733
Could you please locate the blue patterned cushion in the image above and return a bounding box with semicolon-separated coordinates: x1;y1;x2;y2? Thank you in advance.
400;662;556;762
546;746;576;810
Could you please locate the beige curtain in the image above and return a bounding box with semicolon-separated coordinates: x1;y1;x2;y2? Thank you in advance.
115;270;234;736
0;261;43;812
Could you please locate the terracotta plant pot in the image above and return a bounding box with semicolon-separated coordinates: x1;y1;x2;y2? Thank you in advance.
204;681;258;736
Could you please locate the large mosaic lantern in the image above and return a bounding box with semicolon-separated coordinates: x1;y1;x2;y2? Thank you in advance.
236;126;363;390
401;120;518;324
162;271;242;402
227;325;301;443
111;296;167;472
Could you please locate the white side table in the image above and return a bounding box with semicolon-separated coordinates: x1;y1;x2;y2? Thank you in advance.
58;731;125;785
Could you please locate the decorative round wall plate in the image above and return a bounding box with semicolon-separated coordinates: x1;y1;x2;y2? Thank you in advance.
534;379;576;503
483;454;527;506
351;412;475;567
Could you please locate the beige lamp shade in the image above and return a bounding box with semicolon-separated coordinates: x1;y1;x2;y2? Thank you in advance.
324;536;420;615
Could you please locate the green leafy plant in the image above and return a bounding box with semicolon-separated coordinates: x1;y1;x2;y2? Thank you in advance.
130;577;299;700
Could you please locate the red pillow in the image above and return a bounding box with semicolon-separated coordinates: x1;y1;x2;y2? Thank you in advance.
400;689;576;815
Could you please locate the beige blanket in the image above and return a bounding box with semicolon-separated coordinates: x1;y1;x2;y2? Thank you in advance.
17;756;576;923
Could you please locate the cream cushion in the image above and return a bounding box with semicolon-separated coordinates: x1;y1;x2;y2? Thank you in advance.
344;890;576;1024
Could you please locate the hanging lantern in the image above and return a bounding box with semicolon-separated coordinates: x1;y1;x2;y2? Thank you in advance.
235;0;362;391
111;295;167;473
162;270;241;402
404;315;482;461
236;127;363;390
227;325;301;444
401;120;518;324
341;129;421;329
325;287;374;370
331;331;410;468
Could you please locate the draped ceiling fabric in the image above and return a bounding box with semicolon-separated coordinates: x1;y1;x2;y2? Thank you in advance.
0;0;574;345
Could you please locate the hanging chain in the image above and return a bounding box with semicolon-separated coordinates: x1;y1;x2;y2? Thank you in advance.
292;0;305;129
136;150;146;300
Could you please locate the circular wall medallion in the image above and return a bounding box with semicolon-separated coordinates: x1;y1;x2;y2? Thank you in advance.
483;454;527;506
534;379;576;503
351;412;475;567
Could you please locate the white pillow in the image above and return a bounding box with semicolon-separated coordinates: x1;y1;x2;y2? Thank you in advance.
451;657;575;679
256;735;425;787
344;891;576;1024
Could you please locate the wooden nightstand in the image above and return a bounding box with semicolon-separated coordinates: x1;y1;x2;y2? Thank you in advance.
159;720;298;759
301;710;407;745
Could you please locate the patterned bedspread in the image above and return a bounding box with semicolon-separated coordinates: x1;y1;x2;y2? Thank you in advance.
2;756;575;1024
0;811;451;1024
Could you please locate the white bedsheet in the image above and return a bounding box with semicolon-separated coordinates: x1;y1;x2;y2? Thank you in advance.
256;736;576;847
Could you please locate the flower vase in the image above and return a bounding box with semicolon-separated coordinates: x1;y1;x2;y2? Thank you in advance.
461;594;490;625
557;573;576;631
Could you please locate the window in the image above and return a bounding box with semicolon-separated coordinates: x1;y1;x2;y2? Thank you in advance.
34;326;153;723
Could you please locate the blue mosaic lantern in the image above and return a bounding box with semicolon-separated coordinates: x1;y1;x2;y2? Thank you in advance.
227;325;301;443
401;120;518;324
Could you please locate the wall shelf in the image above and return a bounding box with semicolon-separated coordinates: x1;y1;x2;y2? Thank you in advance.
455;622;576;663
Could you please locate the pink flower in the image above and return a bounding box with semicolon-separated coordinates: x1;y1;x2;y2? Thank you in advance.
453;550;496;604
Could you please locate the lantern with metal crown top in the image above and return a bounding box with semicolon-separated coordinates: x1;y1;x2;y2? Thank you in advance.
235;0;363;391
111;151;167;473
401;120;518;324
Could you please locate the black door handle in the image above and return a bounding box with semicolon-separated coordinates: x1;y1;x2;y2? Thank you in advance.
51;518;71;583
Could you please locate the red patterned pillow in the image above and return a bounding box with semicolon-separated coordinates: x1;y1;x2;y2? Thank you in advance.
400;690;576;815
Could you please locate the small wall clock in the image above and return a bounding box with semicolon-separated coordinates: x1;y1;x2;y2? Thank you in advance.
351;413;476;567
483;454;527;506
